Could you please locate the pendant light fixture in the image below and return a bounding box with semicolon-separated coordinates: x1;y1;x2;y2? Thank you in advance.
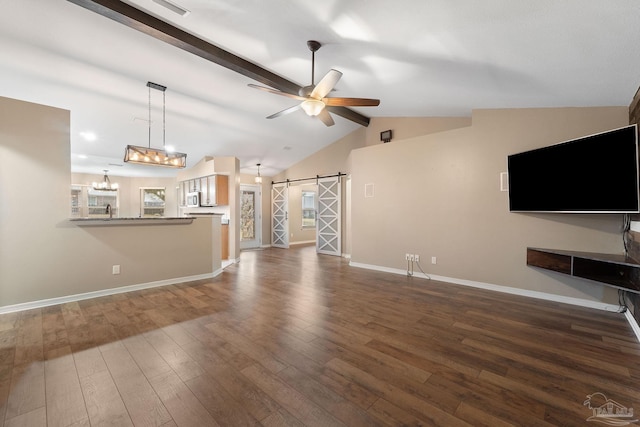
92;170;119;191
255;163;262;183
124;81;187;168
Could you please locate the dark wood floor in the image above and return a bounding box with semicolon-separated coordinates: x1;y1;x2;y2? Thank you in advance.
1;245;639;426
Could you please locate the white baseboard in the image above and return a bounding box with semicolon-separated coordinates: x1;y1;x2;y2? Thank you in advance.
625;310;640;343
0;270;223;315
221;259;235;269
348;261;622;312
342;253;352;259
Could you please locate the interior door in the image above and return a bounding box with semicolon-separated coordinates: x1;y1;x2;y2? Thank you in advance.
240;184;261;249
316;177;341;256
271;183;289;248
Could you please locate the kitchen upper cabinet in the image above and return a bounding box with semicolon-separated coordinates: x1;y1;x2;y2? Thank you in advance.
179;174;228;207
201;174;228;206
200;176;209;205
178;181;188;207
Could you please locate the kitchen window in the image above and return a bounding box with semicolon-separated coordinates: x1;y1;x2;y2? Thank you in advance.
140;187;166;217
70;185;118;218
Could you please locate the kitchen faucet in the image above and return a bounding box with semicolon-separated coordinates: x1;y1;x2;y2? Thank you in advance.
105;203;113;219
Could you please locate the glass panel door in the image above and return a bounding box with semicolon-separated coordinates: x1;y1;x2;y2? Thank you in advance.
240;184;261;249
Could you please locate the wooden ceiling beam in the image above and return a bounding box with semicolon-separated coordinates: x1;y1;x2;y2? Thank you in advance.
327;107;370;127
66;0;371;127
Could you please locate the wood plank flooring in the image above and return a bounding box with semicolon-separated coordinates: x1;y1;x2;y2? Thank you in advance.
1;244;639;426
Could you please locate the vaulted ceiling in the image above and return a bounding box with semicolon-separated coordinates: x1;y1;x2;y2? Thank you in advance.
1;0;639;177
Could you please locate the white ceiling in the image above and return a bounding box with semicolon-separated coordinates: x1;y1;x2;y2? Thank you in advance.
1;0;639;178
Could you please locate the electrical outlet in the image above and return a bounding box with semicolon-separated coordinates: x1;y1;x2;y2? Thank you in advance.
414;254;420;262
112;265;121;275
431;257;437;265
409;254;415;262
405;253;411;261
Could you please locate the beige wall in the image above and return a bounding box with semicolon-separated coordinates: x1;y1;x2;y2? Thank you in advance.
273;116;472;255
0;96;219;308
351;106;628;304
274;127;367;183
272;116;472;181
364;116;472;147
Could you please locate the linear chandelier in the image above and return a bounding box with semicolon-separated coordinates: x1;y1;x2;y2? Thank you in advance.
92;170;119;191
124;81;187;168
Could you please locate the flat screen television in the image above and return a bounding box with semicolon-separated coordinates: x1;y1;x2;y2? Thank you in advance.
507;125;639;213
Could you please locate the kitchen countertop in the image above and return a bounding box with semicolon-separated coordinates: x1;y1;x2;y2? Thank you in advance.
69;217;195;226
185;212;229;224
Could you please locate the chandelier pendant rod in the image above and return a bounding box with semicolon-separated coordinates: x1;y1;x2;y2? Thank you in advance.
148;83;152;149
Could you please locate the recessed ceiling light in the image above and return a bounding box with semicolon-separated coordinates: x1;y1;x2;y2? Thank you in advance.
77;154;88;159
152;0;190;17
79;131;97;142
165;145;175;153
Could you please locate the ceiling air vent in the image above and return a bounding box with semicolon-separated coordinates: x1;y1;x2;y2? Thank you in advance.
151;0;190;17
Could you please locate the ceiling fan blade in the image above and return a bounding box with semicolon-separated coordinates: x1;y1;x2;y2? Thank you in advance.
316;108;335;127
323;97;380;107
266;104;301;119
311;69;342;99
248;84;305;101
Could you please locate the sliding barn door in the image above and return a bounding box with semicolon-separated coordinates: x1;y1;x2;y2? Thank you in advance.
316;177;341;256
271;183;289;248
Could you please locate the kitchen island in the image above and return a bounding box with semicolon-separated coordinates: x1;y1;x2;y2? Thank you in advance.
0;215;222;312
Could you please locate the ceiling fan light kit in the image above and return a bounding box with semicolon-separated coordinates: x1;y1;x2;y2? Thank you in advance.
249;40;380;127
124;81;187;168
301;99;325;116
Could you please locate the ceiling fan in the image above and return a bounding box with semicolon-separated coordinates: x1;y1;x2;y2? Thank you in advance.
248;40;380;127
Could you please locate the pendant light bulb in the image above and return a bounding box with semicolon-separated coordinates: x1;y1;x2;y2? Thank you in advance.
255;163;262;184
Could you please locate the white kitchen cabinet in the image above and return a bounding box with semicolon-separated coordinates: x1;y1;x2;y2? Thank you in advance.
178;175;228;207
